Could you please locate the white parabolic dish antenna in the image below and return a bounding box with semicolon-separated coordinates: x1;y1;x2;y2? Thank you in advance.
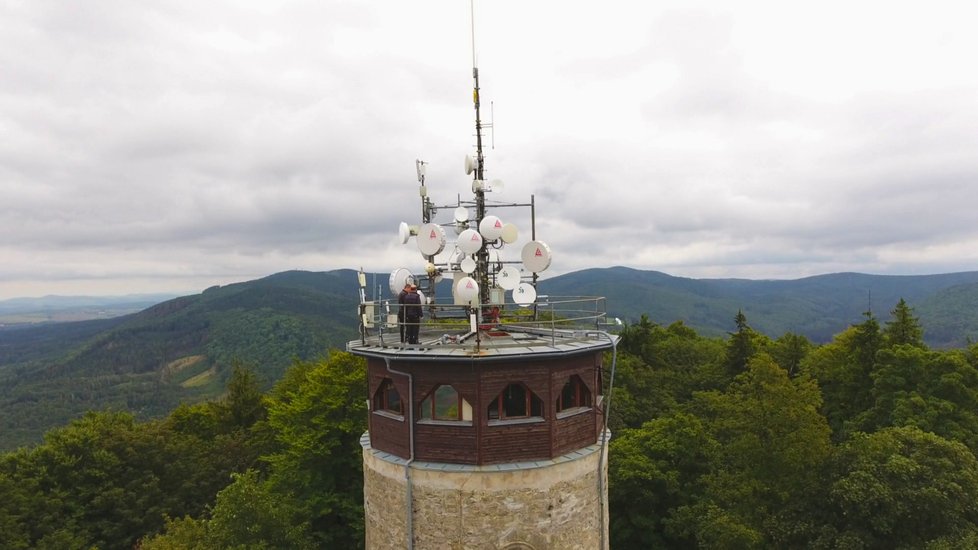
497;265;521;290
398;222;416;245
454;206;469;223
460;256;477;274
457;228;483;254
521;240;553;273
513;282;537;307
501;222;519;244
479;215;504;241
389;268;415;295
418;223;447;256
456;276;480;304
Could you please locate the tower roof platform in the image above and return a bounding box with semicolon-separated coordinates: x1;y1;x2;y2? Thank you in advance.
347;295;618;361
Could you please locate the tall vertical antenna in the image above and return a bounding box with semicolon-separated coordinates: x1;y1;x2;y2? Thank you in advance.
470;0;490;304
470;0;477;70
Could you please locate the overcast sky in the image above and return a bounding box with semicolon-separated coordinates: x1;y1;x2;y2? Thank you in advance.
2;0;977;299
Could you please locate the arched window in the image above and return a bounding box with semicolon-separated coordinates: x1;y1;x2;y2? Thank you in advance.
488;383;543;421
556;375;592;413
420;385;472;421
373;378;402;415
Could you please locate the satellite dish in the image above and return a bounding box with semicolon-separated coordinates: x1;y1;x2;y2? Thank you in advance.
389;268;415;295
454;206;469;223
472;179;484;193
486;179;504;192
464;155;476;175
456;276;480;304
398;222;418;244
497;265;521;290
460;256;477;274
457;228;483;254
418;223;446;256
501;223;519;244
479;215;504;241
513;282;537;306
521;240;552;273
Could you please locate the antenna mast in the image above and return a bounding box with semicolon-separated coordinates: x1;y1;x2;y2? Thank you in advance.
471;0;490;304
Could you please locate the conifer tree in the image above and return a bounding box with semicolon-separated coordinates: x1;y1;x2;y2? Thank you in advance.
883;298;925;348
724;310;755;377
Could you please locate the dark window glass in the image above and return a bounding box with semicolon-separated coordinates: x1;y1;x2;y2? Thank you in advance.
489;383;543;420
556;375;592;412
374;379;403;414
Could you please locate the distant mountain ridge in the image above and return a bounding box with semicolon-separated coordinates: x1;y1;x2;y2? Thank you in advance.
0;293;179;325
2;266;978;450
540;266;978;346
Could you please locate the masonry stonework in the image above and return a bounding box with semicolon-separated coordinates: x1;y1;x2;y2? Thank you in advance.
362;435;610;550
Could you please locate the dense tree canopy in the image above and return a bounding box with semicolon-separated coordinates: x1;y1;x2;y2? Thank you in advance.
4;300;978;548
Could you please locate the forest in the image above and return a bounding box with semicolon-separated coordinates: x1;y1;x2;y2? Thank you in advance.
3;298;978;548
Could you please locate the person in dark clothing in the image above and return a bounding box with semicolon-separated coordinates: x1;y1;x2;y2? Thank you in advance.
403;284;423;344
397;282;412;342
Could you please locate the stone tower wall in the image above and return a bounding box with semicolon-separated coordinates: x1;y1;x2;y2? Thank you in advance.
362;435;609;550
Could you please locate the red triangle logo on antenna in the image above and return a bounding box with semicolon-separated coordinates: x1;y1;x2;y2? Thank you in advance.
535;248;543;257
466;280;475;289
471;234;480;242
429;230;437;239
494;220;502;228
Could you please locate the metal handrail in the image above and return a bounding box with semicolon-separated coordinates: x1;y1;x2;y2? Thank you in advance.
356;295;611;347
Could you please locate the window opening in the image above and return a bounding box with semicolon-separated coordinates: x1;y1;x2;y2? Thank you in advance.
374;378;403;415
556;375;592;413
488;383;543;420
420;385;472;421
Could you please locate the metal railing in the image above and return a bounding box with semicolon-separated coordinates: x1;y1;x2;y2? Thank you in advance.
356;295;613;350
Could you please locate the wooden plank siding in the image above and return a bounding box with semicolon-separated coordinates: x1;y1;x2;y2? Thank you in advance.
365;350;605;465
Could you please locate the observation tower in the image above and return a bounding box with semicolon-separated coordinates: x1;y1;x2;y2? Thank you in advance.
348;25;617;550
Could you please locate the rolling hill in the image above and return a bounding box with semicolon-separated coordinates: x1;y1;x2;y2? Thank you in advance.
0;270;360;449
3;266;978;450
539;266;978;346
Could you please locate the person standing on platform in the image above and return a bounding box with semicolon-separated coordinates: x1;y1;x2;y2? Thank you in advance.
397;282;412;342
403;284;423;344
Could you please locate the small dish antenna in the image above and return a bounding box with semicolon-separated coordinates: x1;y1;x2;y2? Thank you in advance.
460;256;477;274
486;179;504;192
389;268;415;295
479;215;504;241
521;240;553;273
457;228;483;254
456;276;480;305
454;206;469;223
398;222;418;244
501;223;519;244
418;223;447;256
464;155;476;175
513;282;537;306
426;262;443;283
497;265;521;290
